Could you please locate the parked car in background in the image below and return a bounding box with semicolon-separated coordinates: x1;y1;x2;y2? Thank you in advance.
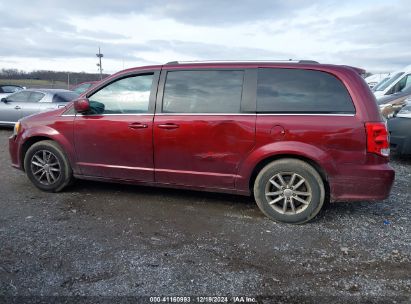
9;61;394;224
0;89;79;126
0;84;24;99
388;99;411;156
70;81;98;94
377;85;411;118
365;73;389;89
373;65;411;98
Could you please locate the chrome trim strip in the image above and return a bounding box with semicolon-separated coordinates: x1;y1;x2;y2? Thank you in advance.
61;114;153;117
155;168;235;178
155;113;355;116
77;162;154;171
85;114;153;116
0;121;16;124
155;113;254;116
62;113;355;117
256;113;356;117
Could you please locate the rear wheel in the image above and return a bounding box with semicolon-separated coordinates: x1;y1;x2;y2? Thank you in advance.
24;140;73;192
253;159;325;224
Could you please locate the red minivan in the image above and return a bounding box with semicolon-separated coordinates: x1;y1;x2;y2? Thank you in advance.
9;61;395;224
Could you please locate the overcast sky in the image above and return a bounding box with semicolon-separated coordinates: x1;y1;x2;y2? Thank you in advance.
0;0;409;74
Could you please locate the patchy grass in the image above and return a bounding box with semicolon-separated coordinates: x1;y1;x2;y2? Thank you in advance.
0;78;67;88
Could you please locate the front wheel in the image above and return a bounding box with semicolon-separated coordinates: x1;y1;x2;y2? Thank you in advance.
253;159;325;224
24;140;73;192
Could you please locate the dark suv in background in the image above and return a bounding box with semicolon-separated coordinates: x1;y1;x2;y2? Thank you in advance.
9;61;395;224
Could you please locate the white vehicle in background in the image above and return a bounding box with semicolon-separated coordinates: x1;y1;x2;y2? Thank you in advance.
373;65;411;98
365;73;389;89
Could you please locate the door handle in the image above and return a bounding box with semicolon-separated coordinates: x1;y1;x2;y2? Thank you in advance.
14;106;21;110
128;122;148;129
157;123;179;129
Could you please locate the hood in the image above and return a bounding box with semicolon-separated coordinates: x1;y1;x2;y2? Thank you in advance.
377;91;411;105
21;106;69;123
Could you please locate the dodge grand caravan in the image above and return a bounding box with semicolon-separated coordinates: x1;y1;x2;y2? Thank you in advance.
9;61;395;224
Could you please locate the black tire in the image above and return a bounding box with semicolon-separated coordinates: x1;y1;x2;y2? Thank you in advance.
24;140;73;192
253;158;325;224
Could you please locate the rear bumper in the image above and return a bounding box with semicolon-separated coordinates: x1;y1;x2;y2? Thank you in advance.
330;162;395;202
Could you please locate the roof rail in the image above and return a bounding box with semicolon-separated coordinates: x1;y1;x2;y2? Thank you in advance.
165;59;319;65
298;60;319;64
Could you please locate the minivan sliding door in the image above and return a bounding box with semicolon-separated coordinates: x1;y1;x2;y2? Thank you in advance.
153;69;256;190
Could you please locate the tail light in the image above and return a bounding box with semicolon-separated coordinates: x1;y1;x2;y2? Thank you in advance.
365;122;390;157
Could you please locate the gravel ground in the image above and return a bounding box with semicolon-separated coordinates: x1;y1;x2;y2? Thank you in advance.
0;129;410;303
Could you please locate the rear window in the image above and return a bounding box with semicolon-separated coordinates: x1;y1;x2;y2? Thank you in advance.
29;92;45;102
52;92;79;103
257;68;355;114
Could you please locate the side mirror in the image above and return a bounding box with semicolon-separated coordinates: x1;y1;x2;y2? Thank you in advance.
1;98;7;103
73;97;90;113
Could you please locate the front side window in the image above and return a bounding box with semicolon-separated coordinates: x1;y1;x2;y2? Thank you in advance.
387;74;411;95
374;72;404;91
257;68;355;113
87;74;154;114
397;74;411;92
162;70;244;113
6;91;31;103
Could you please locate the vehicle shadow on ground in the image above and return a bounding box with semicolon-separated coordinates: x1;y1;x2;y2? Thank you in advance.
71;179;255;206
66;178;401;224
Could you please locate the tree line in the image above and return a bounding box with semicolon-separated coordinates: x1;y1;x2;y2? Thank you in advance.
0;68;109;85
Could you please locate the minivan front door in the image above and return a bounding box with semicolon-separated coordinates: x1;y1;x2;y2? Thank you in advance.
153;69;256;190
74;71;159;181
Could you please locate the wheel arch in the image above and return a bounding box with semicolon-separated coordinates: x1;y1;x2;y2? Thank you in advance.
21;136;53;171
248;154;330;202
19;127;76;172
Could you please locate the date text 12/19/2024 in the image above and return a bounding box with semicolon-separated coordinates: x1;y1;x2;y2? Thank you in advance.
149;296;257;303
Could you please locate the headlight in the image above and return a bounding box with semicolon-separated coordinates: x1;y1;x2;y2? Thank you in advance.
13;121;21;137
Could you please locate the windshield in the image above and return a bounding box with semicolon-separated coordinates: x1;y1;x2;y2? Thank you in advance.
73;83;93;94
373;72;404;91
372;77;390;91
52;91;79;103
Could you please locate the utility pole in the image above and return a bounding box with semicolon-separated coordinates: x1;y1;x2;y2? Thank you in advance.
96;47;104;80
67;72;70;89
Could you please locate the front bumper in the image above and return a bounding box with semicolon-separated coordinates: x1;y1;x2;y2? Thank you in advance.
9;135;22;170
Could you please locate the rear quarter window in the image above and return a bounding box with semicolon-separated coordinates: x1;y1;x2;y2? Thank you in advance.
257;68;355;114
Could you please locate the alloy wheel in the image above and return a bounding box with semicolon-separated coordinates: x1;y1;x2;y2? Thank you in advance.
265;172;312;215
30;150;61;185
